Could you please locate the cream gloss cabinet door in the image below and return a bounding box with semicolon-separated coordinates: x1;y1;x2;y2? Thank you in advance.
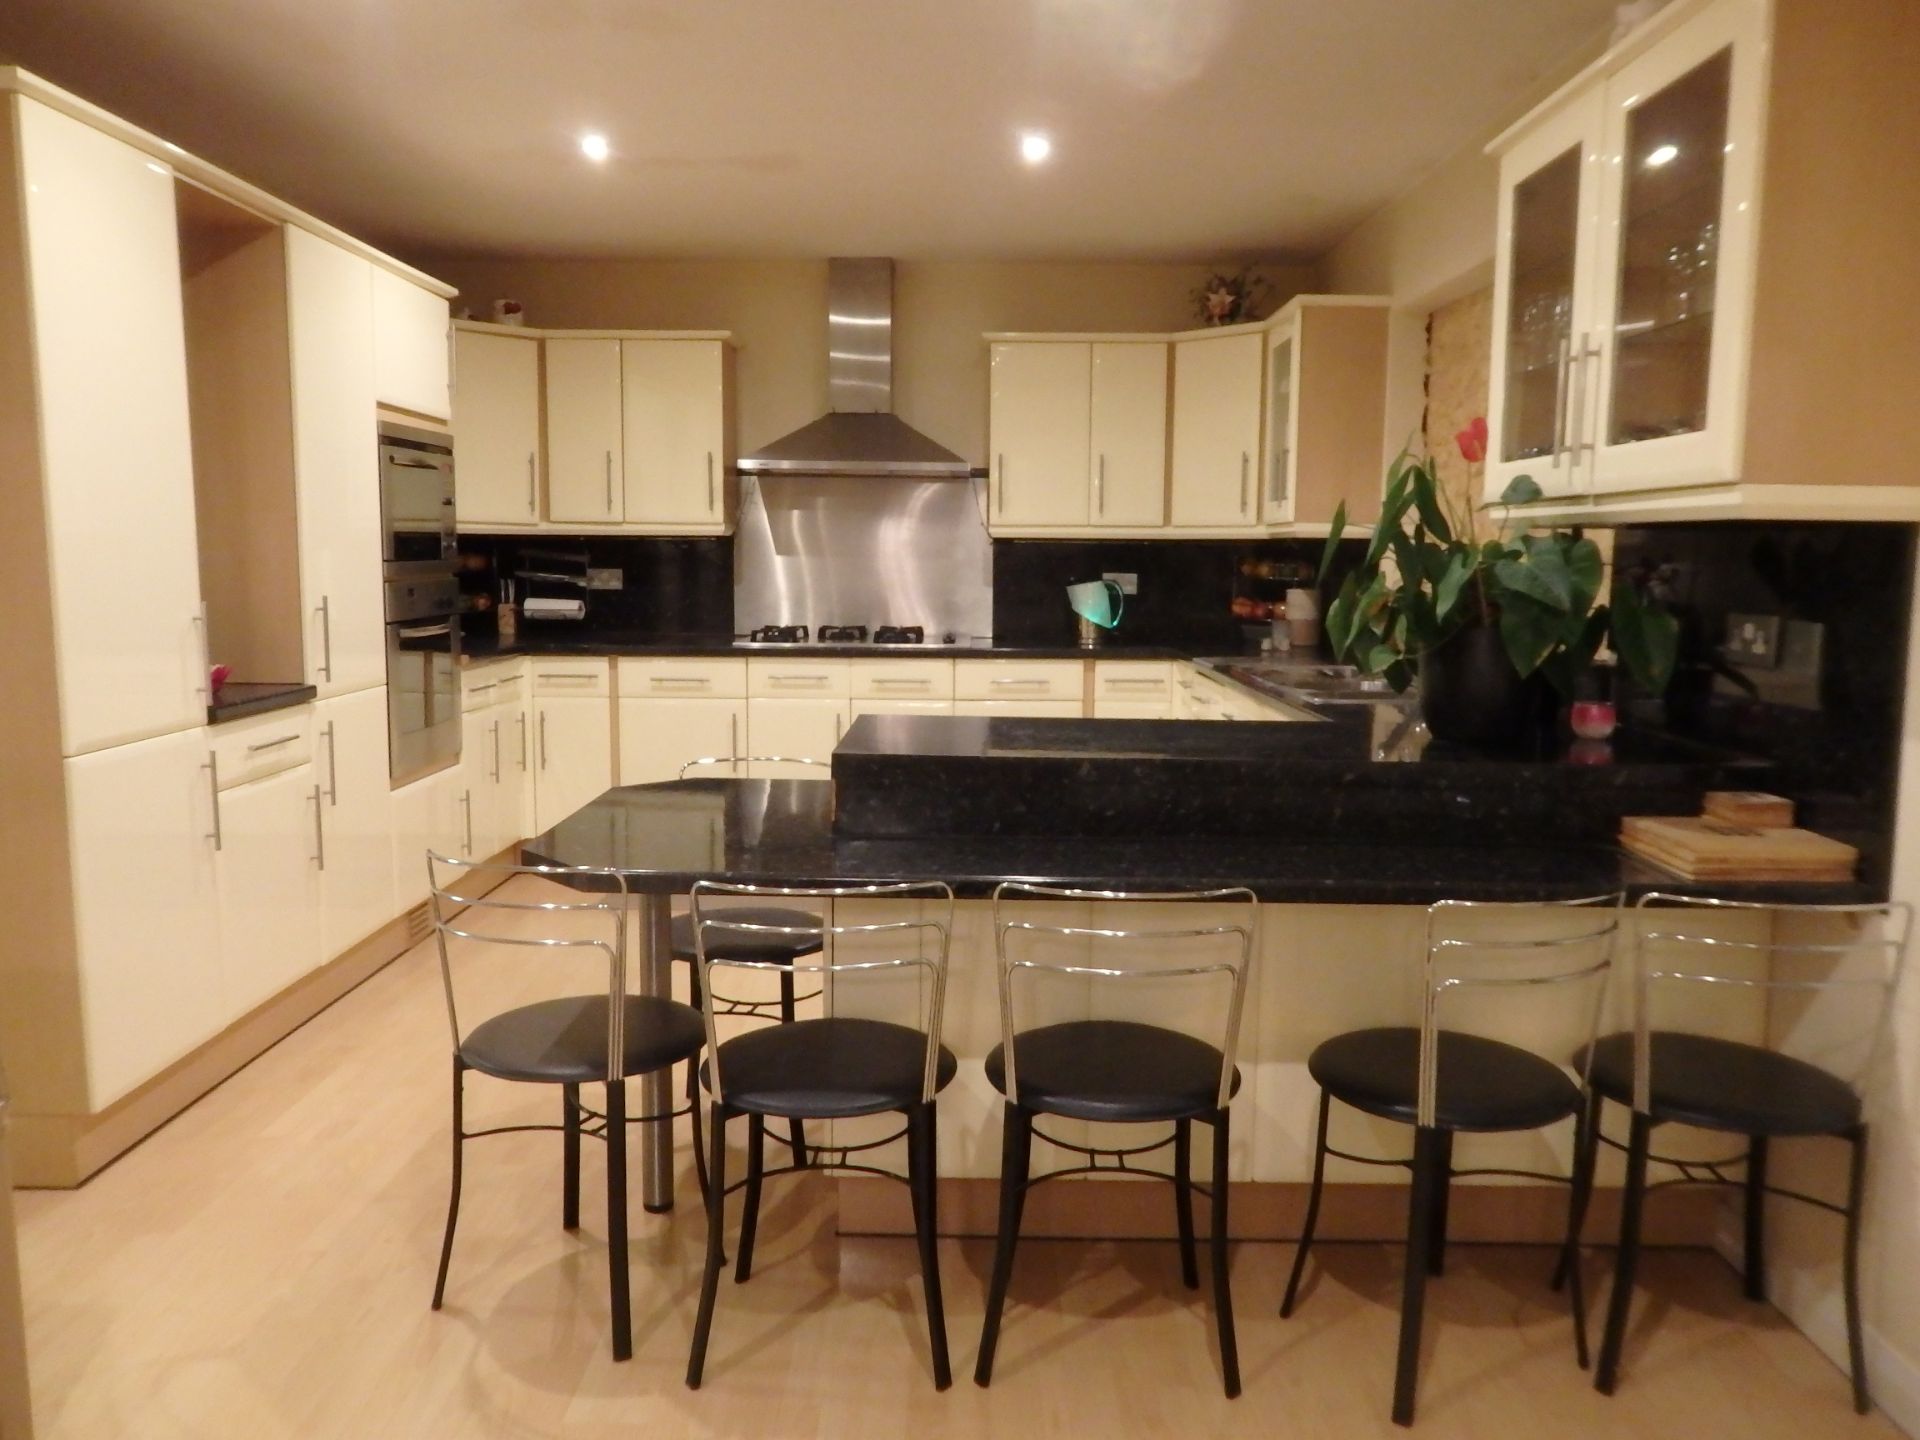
369;265;450;420
533;697;614;833
545;338;624;524
62;728;223;1110
314;686;395;960
622;339;726;528
215;764;324;1020
1169;331;1264;528
744;700;848;778
989;342;1091;528
453;328;541;525
1088;342;1168;527
618;698;744;784
16;98;205;756
392;765;463;911
458;707;496;861
287;227;385;697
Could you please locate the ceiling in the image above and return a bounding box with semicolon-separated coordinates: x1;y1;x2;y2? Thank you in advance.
0;0;1618;264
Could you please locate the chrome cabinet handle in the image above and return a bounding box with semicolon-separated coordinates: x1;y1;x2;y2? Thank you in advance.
729;713;739;771
192;606;210;701
1551;334;1573;470
539;710;548;770
1104;678;1165;690
996;452;1006;514
768;674;830;684
203;751;223;851
526;451;537;514
649;676;712;689
1096;453;1106;515
989;677;1049;688
604;450;614;514
538;671;600;681
1571;332;1601;463
311;784;326;870
460;791;474;856
1239;451;1250;514
316;595;333;682
706;451;715;513
516;711;528;770
246;733;300;753
490;718;500;782
323;720;338;804
835;712;844;742
871;677;931;689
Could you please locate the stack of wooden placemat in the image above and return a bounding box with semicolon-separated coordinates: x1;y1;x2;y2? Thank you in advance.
1620;792;1858;882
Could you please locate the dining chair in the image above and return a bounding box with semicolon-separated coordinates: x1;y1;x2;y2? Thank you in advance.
426;854;706;1360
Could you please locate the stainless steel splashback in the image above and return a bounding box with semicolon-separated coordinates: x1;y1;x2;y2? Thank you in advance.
733;474;995;638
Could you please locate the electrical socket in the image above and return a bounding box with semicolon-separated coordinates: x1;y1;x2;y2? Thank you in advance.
1103;571;1139;595
585;567;624;591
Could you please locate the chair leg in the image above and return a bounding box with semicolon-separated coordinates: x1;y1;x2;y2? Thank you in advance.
604;1078;632;1362
1553;1089;1602;1293
686;1103;730;1389
430;1055;466;1311
562;1082;582;1231
974;1104;1033;1387
1174;1117;1200;1290
1280;1088;1332;1318
1595;1110;1652;1396
1744;1134;1770;1303
1392;1125;1442;1427
734;1113;766;1284
1208;1107;1241;1400
1844;1124;1872;1416
778;971;809;1168
908;1103;952;1390
687;1059;710;1203
1428;1129;1455;1278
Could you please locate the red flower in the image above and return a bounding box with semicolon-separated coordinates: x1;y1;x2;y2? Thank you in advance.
1455;416;1489;465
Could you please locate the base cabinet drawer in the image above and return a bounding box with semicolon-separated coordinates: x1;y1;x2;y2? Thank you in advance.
617;656;747;699
529;659;612;699
748;659;851;700
954;659;1084;704
849;658;954;701
209;708;315;789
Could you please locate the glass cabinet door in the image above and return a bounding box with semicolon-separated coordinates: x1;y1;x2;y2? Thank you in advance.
1486;90;1605;502
1588;0;1765;492
1264;324;1296;522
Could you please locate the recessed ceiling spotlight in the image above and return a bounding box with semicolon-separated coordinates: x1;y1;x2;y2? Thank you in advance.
1644;142;1679;167
579;131;611;163
1019;131;1052;165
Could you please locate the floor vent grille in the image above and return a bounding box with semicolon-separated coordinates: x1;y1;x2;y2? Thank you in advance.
401;901;432;947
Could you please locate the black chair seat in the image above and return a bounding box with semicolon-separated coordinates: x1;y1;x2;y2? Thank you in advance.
670;907;824;964
1309;1026;1580;1133
700;1017;956;1119
461;994;706;1085
1579;1030;1862;1136
983;1019;1240;1123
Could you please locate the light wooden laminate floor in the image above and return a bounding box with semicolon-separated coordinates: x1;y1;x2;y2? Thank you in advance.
13;885;1898;1439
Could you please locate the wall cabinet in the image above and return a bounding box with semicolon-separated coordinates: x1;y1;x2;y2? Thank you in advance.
1262;299;1391;531
452;326;541;526
288;227;385;697
1169;329;1266;529
370;264;450;420
622;339;730;530
1089;343;1170;527
544;337;624;524
315;687;395;958
12;97;206;755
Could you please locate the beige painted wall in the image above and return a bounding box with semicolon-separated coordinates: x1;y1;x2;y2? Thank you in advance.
413;256;1316;467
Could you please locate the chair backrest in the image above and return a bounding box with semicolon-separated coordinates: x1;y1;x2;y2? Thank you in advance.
688;879;955;1105
1418;894;1624;1128
990;882;1258;1112
678;755;830;779
1626;893;1913;1113
427;853;630;1084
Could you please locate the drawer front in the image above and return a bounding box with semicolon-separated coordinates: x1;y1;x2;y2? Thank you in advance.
747;658;851;699
1093;660;1175;702
462;660;522;712
491;671;525;708
210;707;316;789
954;658;1084;702
617;655;748;699
529;658;611;698
849;657;955;700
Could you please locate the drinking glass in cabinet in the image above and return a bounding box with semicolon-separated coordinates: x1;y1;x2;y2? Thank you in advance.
1500;145;1582;466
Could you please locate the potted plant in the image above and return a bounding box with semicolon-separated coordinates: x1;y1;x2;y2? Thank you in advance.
1318;418;1678;746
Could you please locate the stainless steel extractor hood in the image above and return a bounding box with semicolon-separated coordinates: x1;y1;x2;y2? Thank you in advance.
736;258;976;479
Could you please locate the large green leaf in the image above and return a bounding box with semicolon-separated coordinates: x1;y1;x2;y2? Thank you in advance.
1611;581;1680;693
1540;607;1612;698
1497;594;1563;677
1324;569;1362;659
1559;535;1605;617
1493;544;1574;612
1497;474;1544;506
1434;549;1474;624
1410;462;1453;543
1317;501;1348;582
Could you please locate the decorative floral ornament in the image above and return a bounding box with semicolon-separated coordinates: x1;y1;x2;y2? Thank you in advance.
1191;266;1270;326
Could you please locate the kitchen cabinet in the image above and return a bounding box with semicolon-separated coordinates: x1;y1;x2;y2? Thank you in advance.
458;666;528;860
392;765;464;912
1484;0;1920;520
1088;342;1170;527
215;761;324;1019
61;729;224;1110
531;661;614;833
1169;329;1265;529
744;700;848;776
988;342;1091;528
459;706;496;860
1262;298;1391;531
288;227;385;697
544;337;625;524
617;658;748;784
315;687;396;958
621;338;730;530
453;325;541;526
1092;661;1176;719
370;264;451;420
12;97;206;755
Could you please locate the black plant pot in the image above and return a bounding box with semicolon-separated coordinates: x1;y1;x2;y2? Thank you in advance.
1420;625;1548;749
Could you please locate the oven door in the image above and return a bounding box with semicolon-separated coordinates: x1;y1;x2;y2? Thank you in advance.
387;613;461;785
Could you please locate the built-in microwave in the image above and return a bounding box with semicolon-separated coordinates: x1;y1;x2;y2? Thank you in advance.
379;420;456;572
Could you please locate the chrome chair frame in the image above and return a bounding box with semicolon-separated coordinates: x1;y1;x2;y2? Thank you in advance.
976;882;1257;1398
1587;893;1912;1413
426;853;700;1362
1281;892;1622;1427
684;878;957;1391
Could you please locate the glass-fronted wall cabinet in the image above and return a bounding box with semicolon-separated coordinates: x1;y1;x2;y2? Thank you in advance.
1261;296;1391;533
1480;0;1920;518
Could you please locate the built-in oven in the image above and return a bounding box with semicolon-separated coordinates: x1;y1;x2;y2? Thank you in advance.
386;570;462;785
379;419;456;571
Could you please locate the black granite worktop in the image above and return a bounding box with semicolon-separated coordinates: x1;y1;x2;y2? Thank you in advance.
208;680;316;724
521;777;1881;906
461;630;1188;663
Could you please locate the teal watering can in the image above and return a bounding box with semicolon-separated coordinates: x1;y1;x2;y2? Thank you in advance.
1067;580;1124;646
